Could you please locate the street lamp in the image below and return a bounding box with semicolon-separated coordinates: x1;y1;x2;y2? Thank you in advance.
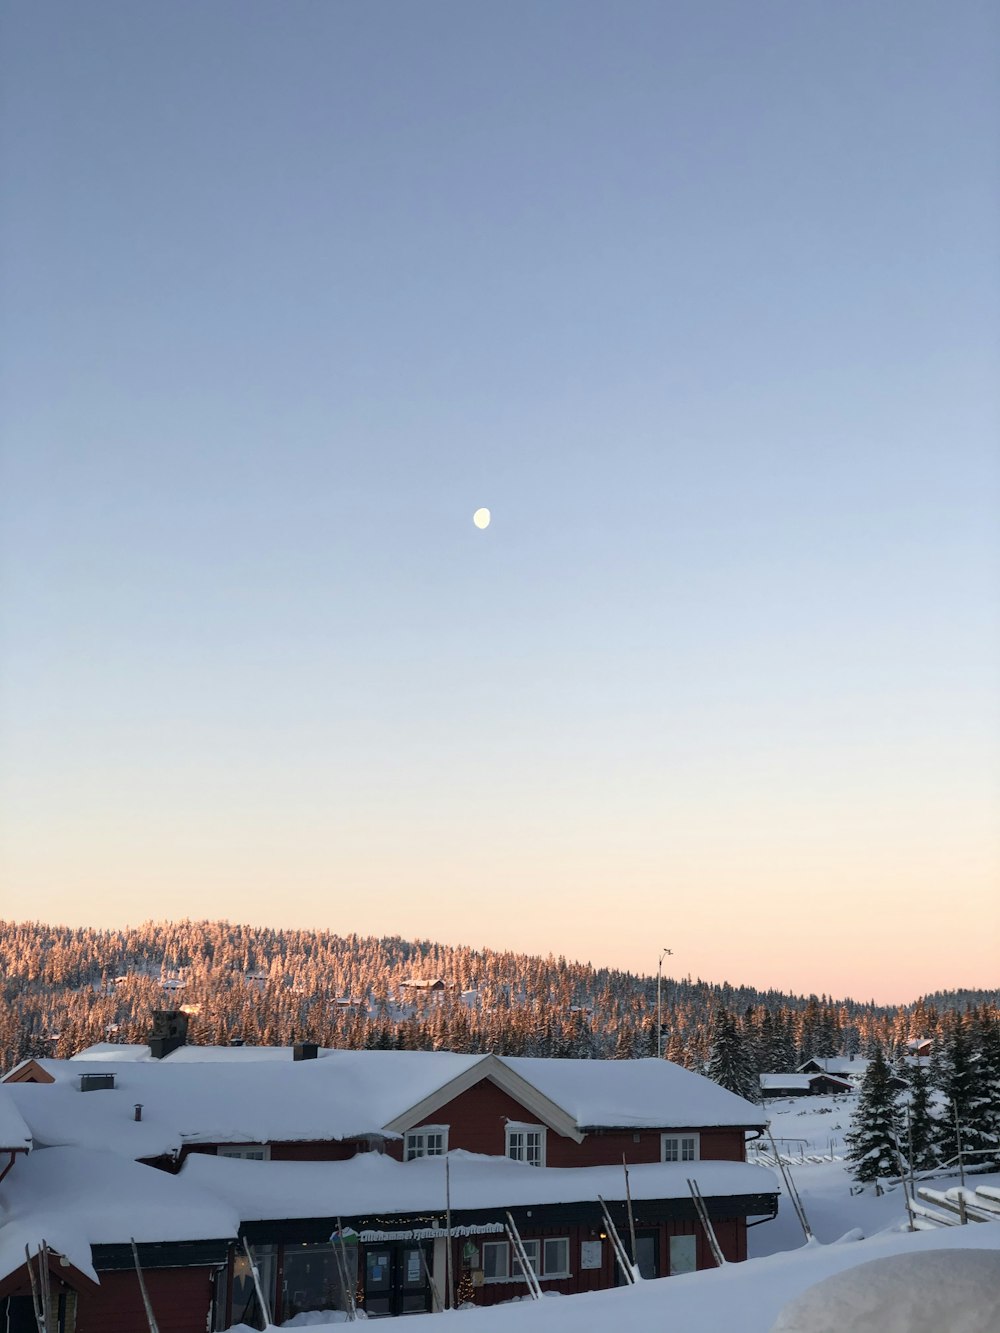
656;947;673;1059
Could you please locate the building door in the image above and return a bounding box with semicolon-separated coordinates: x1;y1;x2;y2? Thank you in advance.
615;1229;659;1284
633;1230;659;1280
363;1243;432;1317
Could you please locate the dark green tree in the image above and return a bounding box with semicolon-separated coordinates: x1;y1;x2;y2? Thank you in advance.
706;1010;759;1102
933;1014;993;1164
901;1060;937;1174
845;1045;901;1183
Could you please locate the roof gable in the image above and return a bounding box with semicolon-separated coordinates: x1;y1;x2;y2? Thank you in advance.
382;1053;584;1143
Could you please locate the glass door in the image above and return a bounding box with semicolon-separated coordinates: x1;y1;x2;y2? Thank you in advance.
364;1247;394;1318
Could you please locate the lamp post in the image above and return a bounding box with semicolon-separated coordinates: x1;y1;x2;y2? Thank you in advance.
656;947;673;1059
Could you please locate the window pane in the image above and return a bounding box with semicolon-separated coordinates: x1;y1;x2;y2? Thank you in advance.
663;1138;678;1161
482;1243;508;1280
283;1243;356;1319
513;1240;539;1276
543;1238;569;1276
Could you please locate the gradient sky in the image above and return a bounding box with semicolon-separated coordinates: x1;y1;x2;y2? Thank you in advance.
2;2;998;1005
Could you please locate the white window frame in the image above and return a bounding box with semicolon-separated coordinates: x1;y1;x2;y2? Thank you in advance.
506;1122;546;1167
512;1239;540;1278
661;1132;699;1163
405;1126;449;1160
217;1144;271;1161
542;1237;570;1278
483;1237;571;1284
481;1240;510;1281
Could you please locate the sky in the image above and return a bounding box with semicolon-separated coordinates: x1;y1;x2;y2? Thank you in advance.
1;2;998;1005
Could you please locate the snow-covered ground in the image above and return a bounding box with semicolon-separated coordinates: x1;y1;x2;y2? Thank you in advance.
235;1093;1000;1333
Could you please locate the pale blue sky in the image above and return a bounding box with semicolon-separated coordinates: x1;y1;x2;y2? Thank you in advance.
2;2;998;1002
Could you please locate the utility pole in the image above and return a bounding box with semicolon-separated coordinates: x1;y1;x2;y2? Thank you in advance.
656;948;673;1058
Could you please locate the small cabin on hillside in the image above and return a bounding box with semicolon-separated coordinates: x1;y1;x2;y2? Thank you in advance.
760;1072;854;1098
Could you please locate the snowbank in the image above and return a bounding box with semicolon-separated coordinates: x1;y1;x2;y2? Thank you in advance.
770;1248;1000;1333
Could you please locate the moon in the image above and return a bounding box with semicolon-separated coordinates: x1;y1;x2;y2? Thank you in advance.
473;508;491;530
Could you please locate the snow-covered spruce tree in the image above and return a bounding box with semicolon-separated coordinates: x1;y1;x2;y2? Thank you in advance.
968;1008;1000;1167
706;1010;759;1102
900;1059;938;1174
933;1014;994;1165
845;1045;902;1183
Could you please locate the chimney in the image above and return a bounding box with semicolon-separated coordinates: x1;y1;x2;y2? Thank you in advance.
293;1042;318;1062
148;1009;189;1060
134;1104;143;1122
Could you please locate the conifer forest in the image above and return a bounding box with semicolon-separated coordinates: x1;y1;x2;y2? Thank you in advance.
2;920;997;1092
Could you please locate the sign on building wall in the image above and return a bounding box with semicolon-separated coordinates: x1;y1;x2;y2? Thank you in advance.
580;1241;603;1270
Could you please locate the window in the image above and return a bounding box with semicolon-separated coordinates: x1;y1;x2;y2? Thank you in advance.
661;1133;699;1163
284;1241;357;1320
482;1241;509;1281
482;1238;571;1283
405;1126;448;1160
506;1123;546;1167
218;1144;271;1160
512;1240;539;1277
543;1237;570;1278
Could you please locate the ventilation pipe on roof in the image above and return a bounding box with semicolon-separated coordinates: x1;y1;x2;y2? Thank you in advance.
134;1104;143;1122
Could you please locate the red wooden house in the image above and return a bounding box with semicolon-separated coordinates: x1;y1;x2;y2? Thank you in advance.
2;1034;778;1328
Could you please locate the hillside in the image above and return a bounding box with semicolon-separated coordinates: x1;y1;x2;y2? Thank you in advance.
1;919;997;1074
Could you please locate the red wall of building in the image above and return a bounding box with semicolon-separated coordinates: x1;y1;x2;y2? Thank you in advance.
465;1214;747;1306
75;1267;215;1333
415;1077;747;1166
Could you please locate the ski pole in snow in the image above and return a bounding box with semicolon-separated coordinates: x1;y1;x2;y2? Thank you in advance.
333;1219;357;1320
242;1236;273;1328
766;1124;813;1242
24;1245;45;1333
38;1242;54;1333
419;1245;444;1313
130;1239;161;1333
622;1156;638;1266
504;1213;542;1299
597;1196;636;1284
687;1180;725;1266
445;1158;455;1309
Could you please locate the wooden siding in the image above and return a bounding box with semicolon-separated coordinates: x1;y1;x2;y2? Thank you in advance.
414;1076;748;1166
75;1267;215;1333
464;1214;748;1306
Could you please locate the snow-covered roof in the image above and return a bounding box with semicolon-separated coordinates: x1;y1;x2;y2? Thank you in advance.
181;1149;779;1222
501;1057;765;1130
0;1087;33;1152
70;1042;325;1063
760;1074;852;1091
6;1052;485;1158
8;1051;764;1160
761;1074;816;1091
69;1043;155;1062
797;1057;869;1077
0;1146;238;1284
